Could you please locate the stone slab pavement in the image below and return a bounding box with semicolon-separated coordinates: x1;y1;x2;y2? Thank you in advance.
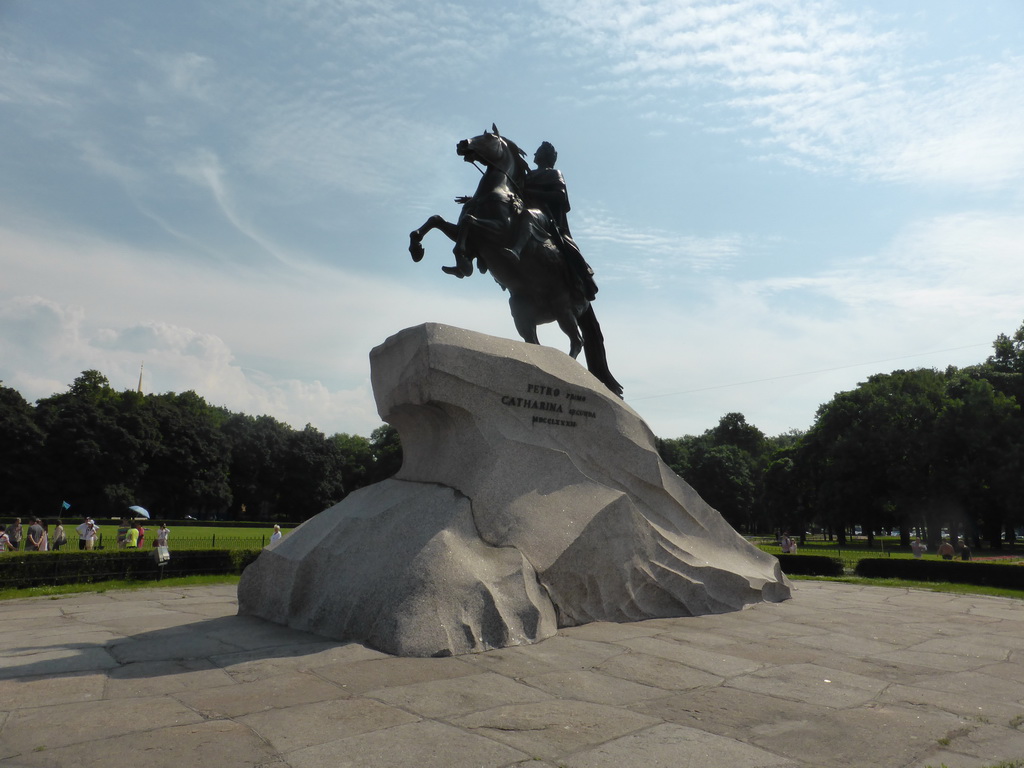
0;580;1023;768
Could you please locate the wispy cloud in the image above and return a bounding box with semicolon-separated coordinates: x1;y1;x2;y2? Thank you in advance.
746;211;1024;317
0;42;96;111
540;0;1024;190
173;148;302;267
146;51;216;100
579;210;751;282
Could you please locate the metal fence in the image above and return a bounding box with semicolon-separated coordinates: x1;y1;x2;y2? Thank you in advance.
147;535;269;551
68;534;271;552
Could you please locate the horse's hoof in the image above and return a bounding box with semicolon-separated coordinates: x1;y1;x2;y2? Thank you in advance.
409;241;424;262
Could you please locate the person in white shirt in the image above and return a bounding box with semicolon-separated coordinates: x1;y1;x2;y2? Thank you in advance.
76;518;99;550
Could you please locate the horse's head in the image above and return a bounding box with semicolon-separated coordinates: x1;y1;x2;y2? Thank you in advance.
457;125;527;183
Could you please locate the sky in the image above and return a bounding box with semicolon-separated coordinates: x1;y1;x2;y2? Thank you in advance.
2;0;1024;440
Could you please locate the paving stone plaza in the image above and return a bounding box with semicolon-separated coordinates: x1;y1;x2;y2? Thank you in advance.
1;581;1023;767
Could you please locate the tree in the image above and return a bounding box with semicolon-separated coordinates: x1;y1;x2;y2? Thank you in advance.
656;414;768;532
937;370;1023;547
68;369;116;400
796;369;953;545
2;372;414;523
687;444;756;531
136;391;232;519
789;366;1023;549
34;372;146;517
330;432;375;495
988;323;1024;374
222;413;291;520
276;424;347;520
367;424;403;483
761;449;813;538
708;412;767;458
0;384;46;512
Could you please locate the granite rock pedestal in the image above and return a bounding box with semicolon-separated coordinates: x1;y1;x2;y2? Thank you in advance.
238;324;790;656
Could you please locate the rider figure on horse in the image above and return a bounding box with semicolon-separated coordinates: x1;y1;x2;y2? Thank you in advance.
443;141;599;303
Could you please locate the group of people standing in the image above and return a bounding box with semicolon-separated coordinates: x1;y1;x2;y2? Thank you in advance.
0;517;170;552
914;537;971;561
116;518;170;550
0;518;69;551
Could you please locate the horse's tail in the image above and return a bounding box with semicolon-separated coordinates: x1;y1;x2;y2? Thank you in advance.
579;305;623;397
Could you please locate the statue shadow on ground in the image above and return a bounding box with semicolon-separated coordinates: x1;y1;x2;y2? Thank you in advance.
0;612;364;683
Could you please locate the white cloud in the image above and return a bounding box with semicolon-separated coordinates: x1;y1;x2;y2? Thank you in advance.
602;209;1024;436
0;223;510;436
541;0;1024;190
151;51;216;99
0;297;383;433
0;42;96;111
748;212;1024;317
580;210;751;280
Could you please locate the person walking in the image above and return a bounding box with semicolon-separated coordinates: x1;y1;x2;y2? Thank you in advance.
9;518;22;551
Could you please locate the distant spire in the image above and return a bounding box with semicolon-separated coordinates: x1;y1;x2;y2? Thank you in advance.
137;362;144;394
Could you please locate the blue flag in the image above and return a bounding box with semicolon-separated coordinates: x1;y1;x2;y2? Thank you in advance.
61;501;70;510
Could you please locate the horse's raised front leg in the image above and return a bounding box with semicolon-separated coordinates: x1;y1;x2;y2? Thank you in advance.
409;215;458;262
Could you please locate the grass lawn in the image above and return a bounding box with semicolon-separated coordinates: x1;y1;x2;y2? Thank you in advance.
5;531;1024;602
79;524;292;551
755;536;1024;570
755;535;1024;601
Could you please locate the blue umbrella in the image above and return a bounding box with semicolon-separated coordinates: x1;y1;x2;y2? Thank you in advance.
128;505;150;519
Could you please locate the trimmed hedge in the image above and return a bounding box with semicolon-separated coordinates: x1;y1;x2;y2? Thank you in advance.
775;554;845;577
0;549;261;589
855;557;1024;589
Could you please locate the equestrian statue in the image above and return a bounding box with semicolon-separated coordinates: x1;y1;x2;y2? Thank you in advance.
409;125;622;397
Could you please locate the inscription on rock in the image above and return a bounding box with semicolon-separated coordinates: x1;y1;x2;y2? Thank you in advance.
500;382;597;428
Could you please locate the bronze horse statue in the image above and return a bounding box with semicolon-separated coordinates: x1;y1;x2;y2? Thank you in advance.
409;126;622;396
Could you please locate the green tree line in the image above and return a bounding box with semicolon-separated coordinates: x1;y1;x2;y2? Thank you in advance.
6;322;1024;541
658;321;1024;550
0;370;401;522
